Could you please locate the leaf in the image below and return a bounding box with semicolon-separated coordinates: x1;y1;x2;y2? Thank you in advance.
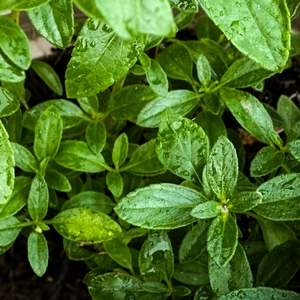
4;108;22;143
209;243;253;296
207;213;238;267
191;201;222;219
115;183;206;229
63;238;94;261
206;136;238;201
173;262;209;285
196;54;211;87
155;43;193;82
0;52;25;82
106;172;123;198
0;121;15;204
194;285;215;300
30;60;63;95
124;139;166;176
86;122;106;155
28;175;49;221
146;59;168;97
22;99;85;131
34;106;63;161
106;85;157;119
62;191;114;214
174;11;195;31
27;0;74;49
139;231;174;283
195;15;222;41
0;87;20;118
65;19;146;98
217;287;300;300
286;0;300;17
0;216;21;246
170;0;198;12
112;133;128;168
250;146;285;177
220;57;274;89
11;142;38;173
254;173;300;221
54;140;107;173
228;192;262;213
221;87;280;146
142;282;169;294
198;0;290;71
0;16;31;70
242;241;268;265
74;0;176;40
77;95;99;115
27;231;48;277
45;170;71;192
103;238;133;271
288;139;300;162
0;0;50;10
256;240;300;288
51;207;122;243
137;90;198;128
157;110;209;183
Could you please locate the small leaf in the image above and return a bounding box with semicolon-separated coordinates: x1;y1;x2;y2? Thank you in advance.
28;231;48;277
172;285;191;297
51;207;122;243
228;192;262;213
0;87;20;117
86;121;106;155
173;262;209;285
191;201;221;219
0;216;21;247
77;95;99;115
106;172;123;198
196;54;211;87
288;139;300;162
195;15;223;41
45;170;71;192
112;133;128;168
63;238;94;261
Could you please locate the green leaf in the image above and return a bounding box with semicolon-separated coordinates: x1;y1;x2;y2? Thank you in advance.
106;172;123;198
191;201;222;219
242;241;268;265
218;288;300;300
170;0;198;12
206;136;238;201
174;11;195;31
27;0;74;48
86;121;107;155
0;0;50;10
28;175;49;221
0;87;20;118
220;57;274;89
250;146;285;177
252;214;296;251
62;191;114;214
77;95;99;115
51;207;122;243
103;237;133;271
34;106;63;161
106;85;157;119
288;139;300;162
22;99;85;131
115;183;206;229
209;243;253;296
228;192;262;213
146;59;168;97
173;262;209;286
286;0;300;17
45;170;71;192
194;285;215;300
172;285;191;297
0;53;25;82
256;240;300;288
196;54;211;87
179;223;208;264
198;0;290;71
157;110;209;183
254;173;300;221
11;142;38;173
137;90;198;128
112;133;128;168
63;238;94;261
27;231;48;277
0;121;15;204
30;60;63;95
207;213;238;267
0;16;31;70
195;15;222;42
221;87;280;146
74;0;176;40
54;140;107;172
65;19;146;98
155;43;193;82
142;282;169;294
0;216;21;246
124;139;166;176
139;231;174;283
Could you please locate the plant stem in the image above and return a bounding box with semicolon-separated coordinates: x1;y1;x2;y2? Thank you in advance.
11;10;20;25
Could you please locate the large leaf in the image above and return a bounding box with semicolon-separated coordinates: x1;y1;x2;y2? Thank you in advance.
198;0;290;71
27;0;74;48
51;207;122;243
115;183;206;229
65;19;146;98
157;110;209;183
0;0;50;11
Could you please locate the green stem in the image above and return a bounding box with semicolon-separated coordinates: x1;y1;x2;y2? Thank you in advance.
281;163;292;174
11;10;20;25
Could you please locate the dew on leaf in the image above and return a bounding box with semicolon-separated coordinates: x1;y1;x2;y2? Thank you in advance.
87;19;100;31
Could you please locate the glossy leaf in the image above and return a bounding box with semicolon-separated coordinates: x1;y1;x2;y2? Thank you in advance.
195;15;223;41
0;216;21;246
28;231;48;277
45;170;71;192
196;54;211;87
206;136;238;201
173;262;209;285
115;183;206;229
86;122;106;155
106;171;123;198
137;90;198;128
27;0;74;49
63;238;94;261
51;207;122;243
65;19;146;98
77;95;99;115
288;139;300;162
228;192;262;213
191;201;222;219
0;87;20;118
0;0;50;10
0;53;25;82
112;133;128;168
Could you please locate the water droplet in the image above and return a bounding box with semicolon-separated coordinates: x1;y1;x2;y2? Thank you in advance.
88;19;100;31
76;37;88;52
90;41;96;47
102;24;113;33
235;2;241;8
237;290;246;299
219;11;224;16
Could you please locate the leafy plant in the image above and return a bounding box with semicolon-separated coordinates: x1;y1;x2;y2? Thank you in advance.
0;0;300;299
